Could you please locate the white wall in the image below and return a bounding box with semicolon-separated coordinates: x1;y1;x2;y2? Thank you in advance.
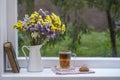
0;0;7;75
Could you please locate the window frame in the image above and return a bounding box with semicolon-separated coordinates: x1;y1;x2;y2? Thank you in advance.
0;0;120;80
1;0;120;68
6;0;18;57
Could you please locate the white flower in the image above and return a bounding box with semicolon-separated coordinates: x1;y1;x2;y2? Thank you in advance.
31;31;38;39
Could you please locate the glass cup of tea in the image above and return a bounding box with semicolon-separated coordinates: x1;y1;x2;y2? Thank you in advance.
59;51;76;70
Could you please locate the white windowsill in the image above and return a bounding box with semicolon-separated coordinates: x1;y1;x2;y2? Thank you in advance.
2;68;120;80
1;58;120;80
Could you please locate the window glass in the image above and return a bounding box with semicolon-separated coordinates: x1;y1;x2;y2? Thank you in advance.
17;0;120;57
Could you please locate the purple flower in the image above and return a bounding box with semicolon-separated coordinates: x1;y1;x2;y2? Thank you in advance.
37;23;42;31
49;31;54;35
49;31;56;38
41;27;48;34
38;23;41;27
42;14;46;19
37;27;41;32
38;10;42;14
28;26;35;32
22;18;24;21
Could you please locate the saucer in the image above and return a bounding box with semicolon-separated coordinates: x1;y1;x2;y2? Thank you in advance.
54;66;75;71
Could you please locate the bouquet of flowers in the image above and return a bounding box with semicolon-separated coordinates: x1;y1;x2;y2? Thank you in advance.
13;9;66;45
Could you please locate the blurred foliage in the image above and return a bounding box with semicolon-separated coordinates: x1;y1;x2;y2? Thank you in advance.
51;0;89;52
18;0;35;15
25;0;35;15
18;0;120;57
86;0;120;57
86;0;120;19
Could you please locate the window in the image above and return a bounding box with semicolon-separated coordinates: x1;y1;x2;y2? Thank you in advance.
2;0;119;69
17;0;120;57
3;0;120;64
0;1;120;80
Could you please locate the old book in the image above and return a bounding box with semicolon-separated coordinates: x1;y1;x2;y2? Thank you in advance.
4;42;20;73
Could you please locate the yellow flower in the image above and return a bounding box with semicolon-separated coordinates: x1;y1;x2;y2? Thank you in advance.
50;24;56;31
13;20;23;31
38;19;44;24
57;16;61;26
30;14;35;19
38;15;42;19
51;13;61;27
30;11;39;19
29;19;35;23
57;27;61;31
61;24;66;34
43;15;51;23
51;13;56;20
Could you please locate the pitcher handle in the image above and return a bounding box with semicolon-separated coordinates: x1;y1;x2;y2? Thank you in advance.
22;46;29;63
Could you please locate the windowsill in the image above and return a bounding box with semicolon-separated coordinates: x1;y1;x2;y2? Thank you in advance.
2;68;120;80
1;58;120;80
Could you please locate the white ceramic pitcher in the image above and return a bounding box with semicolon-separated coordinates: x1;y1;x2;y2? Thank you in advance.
22;45;43;72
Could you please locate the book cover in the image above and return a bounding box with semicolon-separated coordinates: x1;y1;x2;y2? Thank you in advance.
4;42;20;73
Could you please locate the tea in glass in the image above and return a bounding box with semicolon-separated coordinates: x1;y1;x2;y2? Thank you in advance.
59;51;71;69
